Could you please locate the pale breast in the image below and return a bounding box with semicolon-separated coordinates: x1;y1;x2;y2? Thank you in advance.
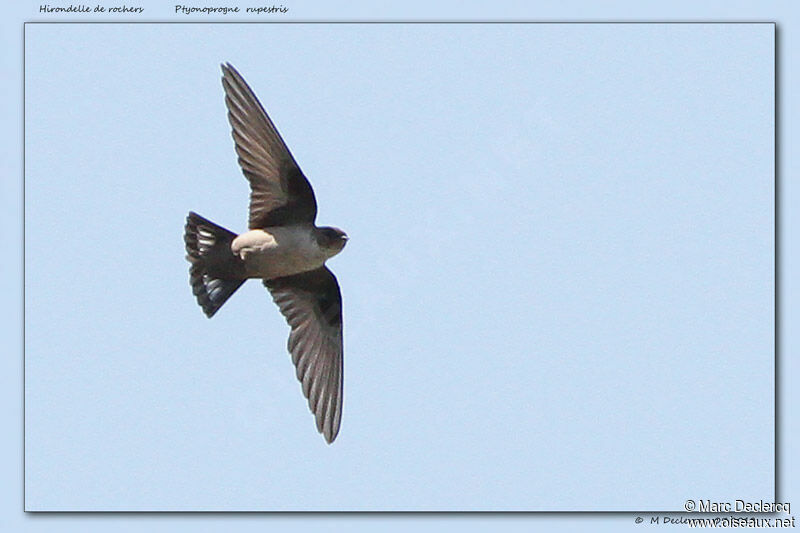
231;226;326;279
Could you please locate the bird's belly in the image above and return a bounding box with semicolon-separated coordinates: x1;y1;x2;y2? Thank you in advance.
232;228;325;279
243;249;325;279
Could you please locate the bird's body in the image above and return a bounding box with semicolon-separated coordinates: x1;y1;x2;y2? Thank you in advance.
232;225;343;279
184;63;347;443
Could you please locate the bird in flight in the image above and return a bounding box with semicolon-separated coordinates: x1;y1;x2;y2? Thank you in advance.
184;63;348;443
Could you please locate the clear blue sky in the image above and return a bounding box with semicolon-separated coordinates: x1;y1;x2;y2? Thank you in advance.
5;1;793;530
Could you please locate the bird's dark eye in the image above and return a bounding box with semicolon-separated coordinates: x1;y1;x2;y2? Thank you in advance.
317;229;334;247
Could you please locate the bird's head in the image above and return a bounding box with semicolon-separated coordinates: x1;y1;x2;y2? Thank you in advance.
316;226;349;257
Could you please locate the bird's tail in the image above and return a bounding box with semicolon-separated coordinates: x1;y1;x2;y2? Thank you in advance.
184;212;246;318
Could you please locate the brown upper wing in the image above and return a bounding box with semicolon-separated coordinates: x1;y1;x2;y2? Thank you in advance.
221;63;317;229
265;266;343;443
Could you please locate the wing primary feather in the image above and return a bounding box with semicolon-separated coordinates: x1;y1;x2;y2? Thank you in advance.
264;267;343;443
220;63;318;228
